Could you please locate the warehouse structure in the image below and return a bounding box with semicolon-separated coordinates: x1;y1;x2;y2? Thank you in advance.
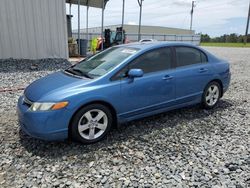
0;0;69;59
74;24;200;45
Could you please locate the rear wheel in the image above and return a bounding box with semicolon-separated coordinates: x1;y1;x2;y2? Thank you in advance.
202;81;221;109
71;104;113;144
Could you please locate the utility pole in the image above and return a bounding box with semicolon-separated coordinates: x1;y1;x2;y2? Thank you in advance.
138;0;144;41
190;1;196;31
244;0;250;44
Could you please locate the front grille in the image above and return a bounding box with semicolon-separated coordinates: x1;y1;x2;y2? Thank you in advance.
23;96;33;107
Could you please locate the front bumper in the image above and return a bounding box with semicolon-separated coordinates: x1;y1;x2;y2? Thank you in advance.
17;96;70;141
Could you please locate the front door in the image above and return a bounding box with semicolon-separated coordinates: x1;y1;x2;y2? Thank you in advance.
117;47;176;118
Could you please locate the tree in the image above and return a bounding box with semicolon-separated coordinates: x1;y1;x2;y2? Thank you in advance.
201;34;211;42
200;33;249;43
227;33;238;43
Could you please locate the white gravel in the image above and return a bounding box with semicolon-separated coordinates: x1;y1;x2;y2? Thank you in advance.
0;47;250;188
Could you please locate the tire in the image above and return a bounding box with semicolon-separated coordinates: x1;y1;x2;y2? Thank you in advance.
202;81;222;109
70;104;113;144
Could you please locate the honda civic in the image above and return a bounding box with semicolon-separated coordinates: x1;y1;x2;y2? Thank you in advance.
17;42;231;144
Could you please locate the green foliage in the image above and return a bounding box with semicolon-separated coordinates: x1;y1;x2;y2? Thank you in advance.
200;33;250;43
201;34;211;42
68;37;77;44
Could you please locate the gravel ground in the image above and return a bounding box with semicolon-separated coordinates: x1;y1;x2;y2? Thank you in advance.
0;47;249;188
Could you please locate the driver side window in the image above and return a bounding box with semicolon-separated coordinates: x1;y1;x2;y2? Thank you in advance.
111;47;173;81
129;47;172;74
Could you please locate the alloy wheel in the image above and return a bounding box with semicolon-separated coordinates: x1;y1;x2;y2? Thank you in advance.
205;84;220;106
77;109;108;140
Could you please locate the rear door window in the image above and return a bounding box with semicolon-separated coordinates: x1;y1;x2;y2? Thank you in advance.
175;47;208;67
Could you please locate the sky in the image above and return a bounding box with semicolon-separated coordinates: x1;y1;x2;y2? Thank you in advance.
66;0;250;37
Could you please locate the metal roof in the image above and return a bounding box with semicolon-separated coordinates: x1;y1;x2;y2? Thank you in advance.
66;0;108;9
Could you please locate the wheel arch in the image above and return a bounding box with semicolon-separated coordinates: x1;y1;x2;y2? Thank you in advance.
68;100;118;140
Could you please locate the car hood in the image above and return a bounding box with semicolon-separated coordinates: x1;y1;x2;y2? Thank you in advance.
24;71;91;102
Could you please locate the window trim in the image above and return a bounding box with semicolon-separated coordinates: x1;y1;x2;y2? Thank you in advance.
110;46;175;81
173;46;208;69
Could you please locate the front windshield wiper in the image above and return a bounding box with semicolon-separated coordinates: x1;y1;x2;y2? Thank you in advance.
65;68;80;76
65;67;93;79
71;67;93;79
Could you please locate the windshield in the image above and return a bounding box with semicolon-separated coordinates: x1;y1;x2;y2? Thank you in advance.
67;47;139;79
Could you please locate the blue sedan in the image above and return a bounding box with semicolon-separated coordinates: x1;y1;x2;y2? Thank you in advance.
17;42;231;144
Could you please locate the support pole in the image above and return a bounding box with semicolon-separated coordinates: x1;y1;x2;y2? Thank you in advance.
86;1;89;45
190;1;195;31
101;0;105;50
137;0;143;41
122;0;125;41
78;0;80;55
244;0;250;45
69;3;72;15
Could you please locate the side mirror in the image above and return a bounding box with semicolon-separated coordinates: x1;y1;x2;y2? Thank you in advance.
128;69;144;78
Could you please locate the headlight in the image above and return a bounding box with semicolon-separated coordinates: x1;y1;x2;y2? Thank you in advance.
30;102;68;111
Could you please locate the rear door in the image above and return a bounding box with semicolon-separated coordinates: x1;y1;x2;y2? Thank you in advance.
173;46;213;104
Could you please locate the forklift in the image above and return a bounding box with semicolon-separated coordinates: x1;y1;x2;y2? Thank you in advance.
97;27;127;50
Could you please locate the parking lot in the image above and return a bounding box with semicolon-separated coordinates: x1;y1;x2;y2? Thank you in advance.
0;47;249;187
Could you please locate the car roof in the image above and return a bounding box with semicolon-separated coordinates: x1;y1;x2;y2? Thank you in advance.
120;41;199;51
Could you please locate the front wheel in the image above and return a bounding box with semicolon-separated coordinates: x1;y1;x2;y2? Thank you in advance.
202;81;222;109
70;104;113;144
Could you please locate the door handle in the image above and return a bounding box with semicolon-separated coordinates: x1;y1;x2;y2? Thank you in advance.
162;75;173;80
199;68;208;73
